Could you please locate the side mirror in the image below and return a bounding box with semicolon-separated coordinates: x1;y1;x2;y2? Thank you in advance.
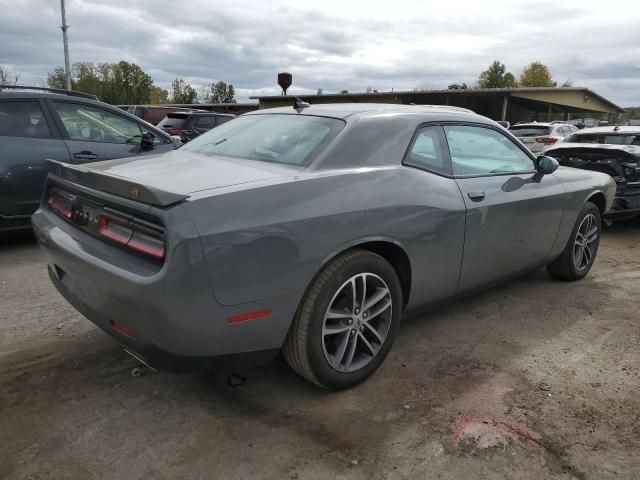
537;155;559;175
496;120;510;129
141;131;155;150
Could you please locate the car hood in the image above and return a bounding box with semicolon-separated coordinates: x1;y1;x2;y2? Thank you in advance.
546;142;640;155
81;150;304;195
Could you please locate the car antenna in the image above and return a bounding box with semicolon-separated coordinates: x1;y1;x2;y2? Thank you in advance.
293;97;310;112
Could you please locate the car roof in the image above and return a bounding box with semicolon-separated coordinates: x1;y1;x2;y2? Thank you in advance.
0;88;98;101
574;126;640;134
246;103;479;120
188;112;235;117
511;122;555;127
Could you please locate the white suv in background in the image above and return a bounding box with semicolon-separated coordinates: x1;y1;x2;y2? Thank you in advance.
509;122;579;153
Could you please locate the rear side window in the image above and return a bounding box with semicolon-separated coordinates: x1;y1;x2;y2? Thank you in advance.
444;125;535;176
0;101;51;139
509;126;552;137
194;116;217;129
404;126;450;175
52;102;143;144
217;116;233;125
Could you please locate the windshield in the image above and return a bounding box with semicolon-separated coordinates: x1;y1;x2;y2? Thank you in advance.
564;133;640;146
182;114;345;166
509;126;552;137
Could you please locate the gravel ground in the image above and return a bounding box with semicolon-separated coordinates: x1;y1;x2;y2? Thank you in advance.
1;223;639;480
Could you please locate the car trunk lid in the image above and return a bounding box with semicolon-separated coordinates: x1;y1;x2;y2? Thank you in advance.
47;150;303;206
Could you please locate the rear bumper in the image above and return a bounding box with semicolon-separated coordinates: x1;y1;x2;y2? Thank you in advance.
47;266;278;372
32;208;299;372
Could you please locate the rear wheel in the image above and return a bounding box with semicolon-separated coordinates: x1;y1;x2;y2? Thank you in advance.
547;202;601;281
283;249;403;389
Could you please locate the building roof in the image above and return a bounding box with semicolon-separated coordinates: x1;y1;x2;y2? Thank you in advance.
252;87;624;114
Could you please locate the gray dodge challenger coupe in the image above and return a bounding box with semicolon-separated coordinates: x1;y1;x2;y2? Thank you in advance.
32;103;615;389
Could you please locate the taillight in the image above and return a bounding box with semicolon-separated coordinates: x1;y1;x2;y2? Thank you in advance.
47;189;72;218
535;136;558;144
167;128;182;136
98;213;165;259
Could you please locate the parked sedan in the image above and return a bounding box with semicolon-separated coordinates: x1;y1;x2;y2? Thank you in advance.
545;126;640;219
0;87;177;232
32;103;615;389
509;122;579;153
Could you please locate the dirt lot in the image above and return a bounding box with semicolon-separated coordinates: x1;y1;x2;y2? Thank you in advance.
1;224;639;480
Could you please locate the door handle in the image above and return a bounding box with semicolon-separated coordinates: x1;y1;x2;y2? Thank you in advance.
467;190;485;201
73;151;99;161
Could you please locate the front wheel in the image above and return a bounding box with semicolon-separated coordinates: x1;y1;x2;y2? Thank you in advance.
547;201;601;281
283;249;403;389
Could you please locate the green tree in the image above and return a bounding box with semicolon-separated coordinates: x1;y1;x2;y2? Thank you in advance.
448;82;469;90
519;61;556;87
477;60;518;88
46;67;68;89
149;86;169;104
503;72;518;87
204;81;236;103
170;78;198;104
46;62;155;104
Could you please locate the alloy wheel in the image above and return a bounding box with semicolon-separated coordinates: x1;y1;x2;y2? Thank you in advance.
321;273;393;373
573;213;598;272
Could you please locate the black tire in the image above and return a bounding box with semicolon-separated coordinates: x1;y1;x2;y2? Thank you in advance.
283;249;403;390
547;201;601;281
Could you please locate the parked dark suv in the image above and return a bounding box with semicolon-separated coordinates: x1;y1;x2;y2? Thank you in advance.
0;86;178;232
156;112;235;140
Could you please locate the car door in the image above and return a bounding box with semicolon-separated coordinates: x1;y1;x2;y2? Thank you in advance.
402;125;466;301
444;124;565;291
48;100;171;164
0;99;71;217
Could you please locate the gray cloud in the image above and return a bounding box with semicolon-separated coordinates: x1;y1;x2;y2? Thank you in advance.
1;0;638;106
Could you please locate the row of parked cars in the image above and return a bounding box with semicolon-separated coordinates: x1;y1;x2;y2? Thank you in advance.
1;86;639;235
509;121;640;218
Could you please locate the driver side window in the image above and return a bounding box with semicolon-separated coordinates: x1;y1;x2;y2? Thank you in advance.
444;125;535;176
52;102;142;144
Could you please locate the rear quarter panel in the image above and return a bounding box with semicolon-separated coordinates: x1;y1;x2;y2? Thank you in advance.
185;167;466;311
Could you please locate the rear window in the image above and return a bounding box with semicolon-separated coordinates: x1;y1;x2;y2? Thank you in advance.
194;116;217;129
565;133;640;146
157;114;189;129
509;126;552;137
182;114;344;166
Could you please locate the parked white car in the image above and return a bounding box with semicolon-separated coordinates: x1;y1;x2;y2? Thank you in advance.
509;122;579;153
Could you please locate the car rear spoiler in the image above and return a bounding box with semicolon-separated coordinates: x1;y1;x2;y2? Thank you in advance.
46;159;190;207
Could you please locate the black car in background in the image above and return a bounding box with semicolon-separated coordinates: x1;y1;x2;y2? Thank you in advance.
156;112;235;142
546;126;640;219
0;86;178;233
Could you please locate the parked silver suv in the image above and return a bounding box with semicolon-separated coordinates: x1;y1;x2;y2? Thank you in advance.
510;122;579;153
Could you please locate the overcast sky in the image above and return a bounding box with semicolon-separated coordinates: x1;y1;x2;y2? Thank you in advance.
1;0;639;106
